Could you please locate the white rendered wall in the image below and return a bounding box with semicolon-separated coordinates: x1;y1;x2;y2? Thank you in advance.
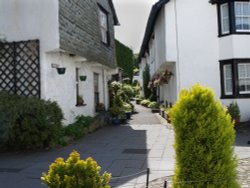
219;35;250;59
45;53;110;124
0;0;59;51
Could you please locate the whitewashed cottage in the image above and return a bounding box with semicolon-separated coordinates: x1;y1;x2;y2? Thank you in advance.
0;0;119;123
138;0;250;122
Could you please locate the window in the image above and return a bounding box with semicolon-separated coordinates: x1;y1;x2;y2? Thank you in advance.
217;1;250;36
221;3;230;34
98;6;109;45
238;63;250;93
220;59;250;98
223;64;233;95
235;2;250;31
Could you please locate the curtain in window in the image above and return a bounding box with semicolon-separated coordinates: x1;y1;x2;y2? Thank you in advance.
224;64;233;95
235;2;250;31
238;63;250;93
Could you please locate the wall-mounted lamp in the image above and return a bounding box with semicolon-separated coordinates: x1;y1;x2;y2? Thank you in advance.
51;63;66;75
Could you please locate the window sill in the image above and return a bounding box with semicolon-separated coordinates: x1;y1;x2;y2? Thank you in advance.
75;104;87;107
221;95;250;99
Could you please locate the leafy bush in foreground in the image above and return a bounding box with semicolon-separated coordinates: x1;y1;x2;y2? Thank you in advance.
41;150;111;188
170;84;239;188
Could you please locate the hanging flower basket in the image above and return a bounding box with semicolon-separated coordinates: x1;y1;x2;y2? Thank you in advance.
79;75;87;81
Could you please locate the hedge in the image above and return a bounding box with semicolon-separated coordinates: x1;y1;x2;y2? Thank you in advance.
0;92;64;150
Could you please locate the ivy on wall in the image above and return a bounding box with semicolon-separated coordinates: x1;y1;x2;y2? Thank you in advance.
115;39;134;82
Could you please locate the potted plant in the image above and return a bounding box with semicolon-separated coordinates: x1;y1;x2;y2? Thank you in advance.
227;101;240;126
79;75;87;81
122;103;132;119
109;106;121;125
148;101;160;113
76;95;84;106
96;103;105;112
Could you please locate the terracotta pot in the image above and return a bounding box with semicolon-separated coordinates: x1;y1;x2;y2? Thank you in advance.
233;116;240;126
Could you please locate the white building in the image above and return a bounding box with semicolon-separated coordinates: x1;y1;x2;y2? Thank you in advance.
138;0;250;122
0;0;119;124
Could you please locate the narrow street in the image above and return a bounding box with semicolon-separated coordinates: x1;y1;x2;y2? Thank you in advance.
1;103;250;187
0;103;175;188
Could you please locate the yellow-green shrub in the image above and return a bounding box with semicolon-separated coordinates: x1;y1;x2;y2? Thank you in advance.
41;151;111;188
170;84;239;188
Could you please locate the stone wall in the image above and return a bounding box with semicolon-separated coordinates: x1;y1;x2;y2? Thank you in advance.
58;0;117;68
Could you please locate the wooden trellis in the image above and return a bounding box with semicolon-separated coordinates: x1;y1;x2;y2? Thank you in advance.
0;40;40;97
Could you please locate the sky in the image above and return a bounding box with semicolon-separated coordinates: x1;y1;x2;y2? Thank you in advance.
113;0;158;54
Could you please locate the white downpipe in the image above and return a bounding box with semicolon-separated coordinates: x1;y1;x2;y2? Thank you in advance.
174;0;181;95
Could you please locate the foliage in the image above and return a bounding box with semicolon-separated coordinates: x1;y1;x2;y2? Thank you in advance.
121;103;132;113
109;81;122;95
148;102;160;109
0;92;64;150
121;84;134;101
109;106;122;117
140;99;151;107
41;150;111;188
143;63;151;99
64;116;94;140
227;101;240;119
170;84;239;188
115;39;134;82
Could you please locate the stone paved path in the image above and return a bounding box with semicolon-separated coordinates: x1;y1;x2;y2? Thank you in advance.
0;103;250;188
0;103;175;188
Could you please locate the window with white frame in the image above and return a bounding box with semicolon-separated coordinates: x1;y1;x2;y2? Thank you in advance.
221;3;230;34
98;7;109;44
223;64;233;95
238;63;250;94
235;2;250;31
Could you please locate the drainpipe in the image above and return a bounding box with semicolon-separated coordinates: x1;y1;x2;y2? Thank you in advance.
174;0;181;96
102;65;106;108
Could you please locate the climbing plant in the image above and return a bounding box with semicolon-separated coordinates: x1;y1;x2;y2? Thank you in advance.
115;39;134;82
143;63;151;99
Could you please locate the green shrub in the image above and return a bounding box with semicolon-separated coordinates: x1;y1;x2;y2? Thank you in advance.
64;116;94;140
143;64;151;99
122;103;132;113
148;102;160;108
109;81;122;95
122;84;134;100
109;106;122;117
140;99;151;106
170;84;239;187
41;150;111;188
227;101;240;119
0;92;64;150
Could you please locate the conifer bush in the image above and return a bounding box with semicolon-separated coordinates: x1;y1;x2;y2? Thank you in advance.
41;150;111;188
170;84;239;188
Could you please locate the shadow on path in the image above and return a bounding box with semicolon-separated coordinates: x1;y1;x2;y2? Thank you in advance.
0;103;167;188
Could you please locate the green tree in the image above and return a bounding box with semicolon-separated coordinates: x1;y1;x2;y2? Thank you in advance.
143;63;151;99
115;40;134;82
170;84;239;188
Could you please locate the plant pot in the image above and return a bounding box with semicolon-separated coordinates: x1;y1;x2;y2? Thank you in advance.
112;117;120;125
126;112;131;119
136;99;142;104
79;75;87;81
57;67;66;75
233;116;240;126
151;108;160;113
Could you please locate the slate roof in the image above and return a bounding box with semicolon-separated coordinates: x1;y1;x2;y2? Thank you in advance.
109;0;120;25
137;0;169;63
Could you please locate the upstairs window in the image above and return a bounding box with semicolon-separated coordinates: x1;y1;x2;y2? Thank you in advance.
238;63;250;94
217;1;250;36
235;2;250;32
98;6;109;45
221;3;230;34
